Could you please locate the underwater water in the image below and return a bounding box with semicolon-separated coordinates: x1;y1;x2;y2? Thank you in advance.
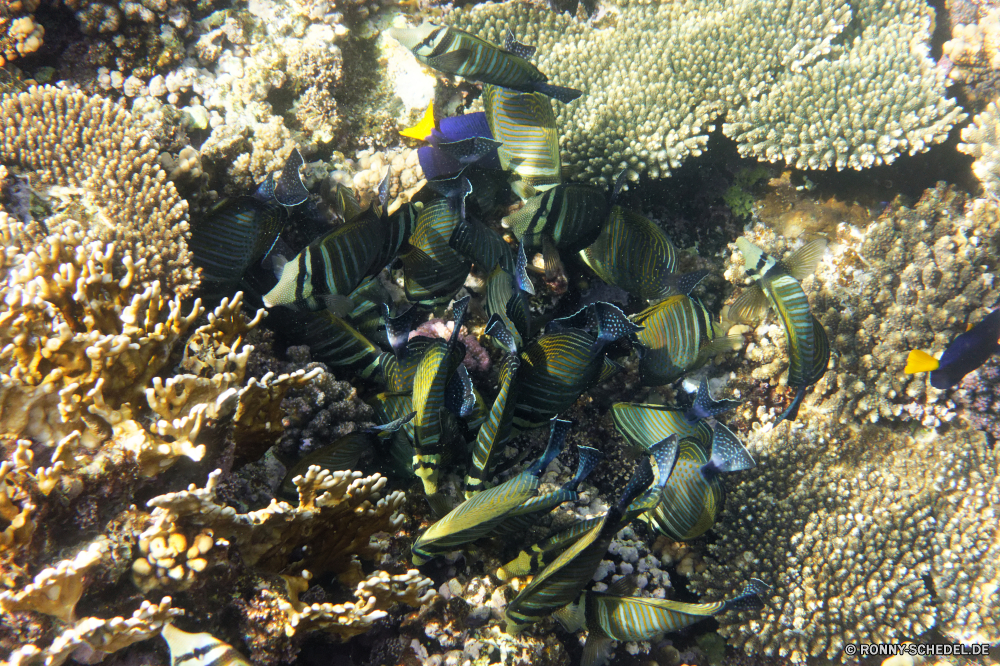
0;0;998;665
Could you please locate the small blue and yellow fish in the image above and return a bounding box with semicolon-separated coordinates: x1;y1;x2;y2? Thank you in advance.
389;23;583;103
484;84;563;196
905;308;1000;389
632;295;743;386
553;578;769;666
161;623;251;666
504;442;677;633
401;102;503;179
411;417;570;565
731;237;829;423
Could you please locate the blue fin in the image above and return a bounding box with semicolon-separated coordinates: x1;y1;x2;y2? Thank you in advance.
514;240;535;296
504;28;536;59
666;268;711;296
383;304;425;357
702;422;755;477
274;147;309;207
527;417;572;475
615;456;654;515
378;167;391;212
722;579;769;612
649;435;680;489
563;445;604;491
426;171;473;223
371;411;416;437
593;301;643;349
438;137;504;166
775;386;807;424
445;365;476;418
485;312;518;353
532;81;584;104
686;379;742;421
449;295;471;345
254;173;276;202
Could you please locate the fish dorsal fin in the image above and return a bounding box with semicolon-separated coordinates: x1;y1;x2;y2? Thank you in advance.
449;295;471;346
705;422;755;475
904;349;939;374
377;167;392;213
504;28;536;59
445;365;476;418
604;575;638;597
485;312;518;353
723;578;770;612
784;237;827;281
401;101;436;141
727;284;770;323
438;137;504;165
650;435;680;487
335;183;362;222
274;147;309;207
515;240;536;296
254;173;276;202
581;634;614;666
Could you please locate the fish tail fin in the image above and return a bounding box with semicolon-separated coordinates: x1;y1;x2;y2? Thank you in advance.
904;349;939;374
564;445;604;490
384;303;425;357
688;378;742;420
504;28;537;59
448;295;472;346
581;634;614;666
775;386;807;424
552;595;587;632
615;455;655;516
274;147;309;207
723;578;770;612
532;81;584;103
515;240;536;295
649;435;680;489
400;101;436;140
485;312;518;353
371;411;416;438
666;268;711;296
377;167;391;214
703;422;755;476
528;417;572;475
736;237;766;271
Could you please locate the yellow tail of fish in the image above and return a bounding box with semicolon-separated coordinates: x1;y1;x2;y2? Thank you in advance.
904;349;939;374
400;101;436;141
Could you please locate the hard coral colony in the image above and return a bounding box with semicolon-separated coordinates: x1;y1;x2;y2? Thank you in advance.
0;0;998;665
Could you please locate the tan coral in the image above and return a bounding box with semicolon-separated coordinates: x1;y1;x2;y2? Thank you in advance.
131;527;227;593
0;540;106;622
959;98;1000;198
0;86;197;298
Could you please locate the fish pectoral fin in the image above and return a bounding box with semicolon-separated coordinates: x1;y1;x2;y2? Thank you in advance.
785;237;828;281
427;48;473;72
581;634;614;666
904;349;940;374
726;284;770;323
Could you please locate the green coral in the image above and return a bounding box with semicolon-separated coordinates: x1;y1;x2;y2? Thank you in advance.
723;166;769;219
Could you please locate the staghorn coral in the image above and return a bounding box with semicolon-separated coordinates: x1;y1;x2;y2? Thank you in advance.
0;86;197;298
724;183;1000;426
689;420;999;663
959;98;1000;198
442;0;964;184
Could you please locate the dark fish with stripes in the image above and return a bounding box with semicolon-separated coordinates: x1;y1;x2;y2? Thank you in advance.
547;301;643;352
411;297;471;496
369;391;417;479
553;579;769;666
482;244;534;350
610;401;714;452
494;444;604;535
411;416;570;565
279;412;415;497
484;84;562;196
504;443;676;633
630;423;754;542
161;623;251;666
464;353;521;497
389;23;583;103
263;172;414;308
905;307;1000;389
731;237;829;423
400;198;472;306
632;295;742;386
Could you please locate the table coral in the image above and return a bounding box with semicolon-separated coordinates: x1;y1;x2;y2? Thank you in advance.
688;420;998;663
443;0;964;184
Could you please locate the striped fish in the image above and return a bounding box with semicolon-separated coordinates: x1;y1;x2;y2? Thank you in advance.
191;196;285;284
632;296;742;386
389;23;582;103
496;514;602;581
379;337;437;394
464;353;521;497
610;402;713;452
632;423;754;542
411;297;471;495
369;392;417;479
296;311;383;379
494;445;604;536
504;445;675;633
263;194;414;308
484;84;562;195
400;199;472;306
412;417;570;565
553;579;769;666
732;237;830;423
449;213;514;274
511;329;619;433
503;183;608;253
161;623;251;666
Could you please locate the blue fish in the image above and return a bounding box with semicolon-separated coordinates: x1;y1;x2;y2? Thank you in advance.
905;308;1000;388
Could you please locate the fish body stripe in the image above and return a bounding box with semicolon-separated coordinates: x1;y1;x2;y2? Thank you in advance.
610;403;713;452
497;515;602;580
633;296;708;384
412;339;465;493
509;184;607;251
512;330;604;429
581;207;679;300
402;199;471;305
485;85;561;188
588;595;725;641
304;313;381;377
641;438;722;541
763;273;824;387
421;28;542;86
495;489;577;535
466;355;519;494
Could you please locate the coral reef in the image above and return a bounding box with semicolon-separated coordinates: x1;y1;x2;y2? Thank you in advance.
942;3;1000;106
443;0;964;184
0;85;197;298
954;357;1000;441
689;420;999;663
725;182;1000;426
959;98;1000;198
0;0;43;68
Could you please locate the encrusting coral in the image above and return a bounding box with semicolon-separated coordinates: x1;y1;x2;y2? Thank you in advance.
689;420;999;663
443;0;964;184
0;0;44;68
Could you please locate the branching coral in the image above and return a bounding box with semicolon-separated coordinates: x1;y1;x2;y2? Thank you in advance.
0;1;43;68
942;5;1000;105
959;98;1000;198
443;0;964;183
689;421;999;663
0;86;197;298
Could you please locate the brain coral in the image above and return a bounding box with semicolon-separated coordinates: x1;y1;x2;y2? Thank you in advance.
688;420;999;663
0;85;197;299
725;183;1000;426
443;0;965;184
